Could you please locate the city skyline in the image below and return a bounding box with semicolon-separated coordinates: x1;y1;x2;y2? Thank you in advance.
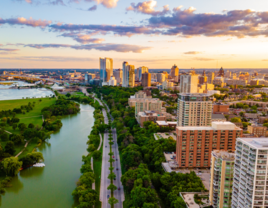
1;0;268;68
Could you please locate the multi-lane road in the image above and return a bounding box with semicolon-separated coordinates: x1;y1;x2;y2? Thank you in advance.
100;102;124;208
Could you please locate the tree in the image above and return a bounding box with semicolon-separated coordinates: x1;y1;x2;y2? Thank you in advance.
80;172;95;187
230;117;242;123
107;183;117;191
92;150;101;159
2;157;22;176
108;172;116;180
108;197;118;207
18;123;27;131
5;141;15;155
239;112;245;117
28;123;35;129
12;123;17;130
1;132;9;141
66;92;71;97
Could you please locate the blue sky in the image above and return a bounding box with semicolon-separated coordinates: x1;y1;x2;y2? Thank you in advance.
1;0;268;68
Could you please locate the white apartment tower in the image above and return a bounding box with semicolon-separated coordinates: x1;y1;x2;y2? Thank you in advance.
122;62;129;87
100;57;113;82
177;93;212;126
180;71;199;93
232;138;268;208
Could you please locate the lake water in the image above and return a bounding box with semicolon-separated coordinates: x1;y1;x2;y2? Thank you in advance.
0;81;31;89
0;104;94;208
0;89;54;100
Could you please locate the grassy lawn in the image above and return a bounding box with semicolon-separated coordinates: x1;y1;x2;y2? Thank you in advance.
0;98;56;156
0;98;56;134
93;133;103;208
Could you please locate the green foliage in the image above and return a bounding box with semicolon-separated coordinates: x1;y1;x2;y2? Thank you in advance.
19;152;44;167
4;141;15;155
230;117;242;123
2;157;22;176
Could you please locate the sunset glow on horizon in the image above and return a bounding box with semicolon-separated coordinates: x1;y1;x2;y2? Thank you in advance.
1;0;268;69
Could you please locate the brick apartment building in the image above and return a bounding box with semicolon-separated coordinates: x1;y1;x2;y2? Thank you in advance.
176;122;242;168
213;103;229;113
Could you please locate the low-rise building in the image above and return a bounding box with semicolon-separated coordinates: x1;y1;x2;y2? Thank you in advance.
211;114;227;122
248;125;267;137
137;111;166;127
213;103;229;113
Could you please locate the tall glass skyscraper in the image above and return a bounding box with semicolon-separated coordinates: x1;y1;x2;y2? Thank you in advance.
99;58;113;82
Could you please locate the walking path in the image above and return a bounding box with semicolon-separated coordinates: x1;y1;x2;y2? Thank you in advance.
91;133;103;190
0;128;12;134
15;139;31;157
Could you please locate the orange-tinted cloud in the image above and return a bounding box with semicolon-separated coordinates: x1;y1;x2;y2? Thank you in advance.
0;17;51;27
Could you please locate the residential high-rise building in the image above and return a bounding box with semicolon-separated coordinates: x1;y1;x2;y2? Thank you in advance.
170;64;179;78
176;121;242;168
180;71;199;93
199;70;208;84
122;62;135;87
100;57;113;82
177;93;212;126
122;62;129;87
142;72;151;87
232;138;268;208
137;66;148;81
162;80;174;90
128;65;135;87
210;150;235;208
157;73;165;83
114;69;123;84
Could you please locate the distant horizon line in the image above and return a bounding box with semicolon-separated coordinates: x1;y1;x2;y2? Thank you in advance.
1;68;268;70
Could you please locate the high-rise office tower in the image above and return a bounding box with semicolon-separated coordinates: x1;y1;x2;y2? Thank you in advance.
113;69;123;84
122;62;129;87
232;138;268;208
128;65;135;87
176;122;242;168
137;66;149;81
100;57;113;82
210;150;235;208
199;70;208;84
207;72;215;84
170;64;179;78
180;71;199;93
157;73;165;83
177;93;212;126
142;72;151;87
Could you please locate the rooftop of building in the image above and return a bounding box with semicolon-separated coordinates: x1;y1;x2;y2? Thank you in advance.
237;137;268;149
212;114;226;119
212;150;235;161
179;93;211;97
176;121;242;131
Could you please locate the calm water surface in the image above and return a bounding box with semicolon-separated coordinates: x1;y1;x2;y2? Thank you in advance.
0;88;54;100
0;104;94;208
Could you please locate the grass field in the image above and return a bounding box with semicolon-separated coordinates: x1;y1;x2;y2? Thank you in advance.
0;98;56;154
93;133;103;208
0;98;56;134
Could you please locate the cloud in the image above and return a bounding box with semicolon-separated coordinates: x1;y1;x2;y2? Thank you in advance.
60;32;105;44
193;57;214;61
0;48;20;52
88;5;97;11
49;0;66;5
148;7;268;38
126;0;169;16
184;51;202;55
49;23;157;37
70;0;118;8
262;59;268;61
23;43;151;53
0;17;51;28
0;56;93;62
25;0;32;3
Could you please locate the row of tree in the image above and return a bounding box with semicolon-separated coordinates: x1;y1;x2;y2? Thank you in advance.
94;86;206;208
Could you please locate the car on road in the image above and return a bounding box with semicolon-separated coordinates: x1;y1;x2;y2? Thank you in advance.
118;187;120;190
116;159;118;161
105;146;107;148
116;168;118;170
114;177;116;180
107;195;109;198
113;156;115;158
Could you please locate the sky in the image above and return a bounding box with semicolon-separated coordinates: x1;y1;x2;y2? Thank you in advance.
1;0;268;69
